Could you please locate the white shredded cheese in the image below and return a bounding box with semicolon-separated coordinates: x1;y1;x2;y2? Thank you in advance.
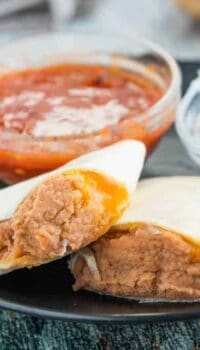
0;91;45;109
68;87;110;97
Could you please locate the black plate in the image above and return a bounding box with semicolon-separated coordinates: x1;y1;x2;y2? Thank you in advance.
0;259;200;322
0;61;200;322
1;259;200;323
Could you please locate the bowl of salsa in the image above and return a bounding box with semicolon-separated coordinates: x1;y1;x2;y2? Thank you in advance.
0;33;181;183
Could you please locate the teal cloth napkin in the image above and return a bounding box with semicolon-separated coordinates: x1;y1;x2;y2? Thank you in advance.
0;310;200;350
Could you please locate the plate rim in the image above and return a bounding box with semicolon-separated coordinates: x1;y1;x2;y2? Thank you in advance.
1;297;200;323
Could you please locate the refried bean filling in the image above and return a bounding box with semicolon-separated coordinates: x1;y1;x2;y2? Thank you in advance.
71;224;200;300
0;170;128;266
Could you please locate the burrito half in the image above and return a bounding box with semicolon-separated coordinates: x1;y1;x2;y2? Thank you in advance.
71;176;200;301
0;140;145;273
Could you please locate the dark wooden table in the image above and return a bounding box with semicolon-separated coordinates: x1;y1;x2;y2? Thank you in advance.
0;62;200;349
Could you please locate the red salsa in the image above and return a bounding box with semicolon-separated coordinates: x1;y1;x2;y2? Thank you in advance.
0;63;166;183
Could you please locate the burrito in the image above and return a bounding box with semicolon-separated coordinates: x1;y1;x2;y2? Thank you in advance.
0;140;145;273
71;176;200;301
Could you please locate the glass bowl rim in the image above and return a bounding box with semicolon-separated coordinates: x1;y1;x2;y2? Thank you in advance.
0;31;181;141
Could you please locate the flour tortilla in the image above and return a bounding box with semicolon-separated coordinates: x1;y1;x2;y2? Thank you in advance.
114;176;200;243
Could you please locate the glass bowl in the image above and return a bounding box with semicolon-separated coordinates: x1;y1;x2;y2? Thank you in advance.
176;73;200;166
0;32;181;184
